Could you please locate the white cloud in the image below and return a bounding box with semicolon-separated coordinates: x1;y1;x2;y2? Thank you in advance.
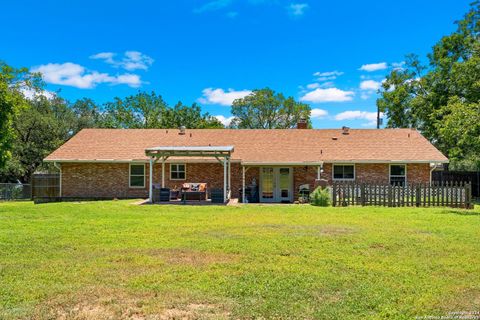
215;115;235;126
392;61;405;70
318;81;335;88
358;62;388;72
300;88;354;103
90;51;154;71
31;62;142;89
287;3;309;16
89;52;115;64
313;70;344;82
359;80;382;91
334;110;383;126
360;92;370;100
310;108;328;119
198;88;251;106
20;87;56;100
313;71;344;77
306;83;320;89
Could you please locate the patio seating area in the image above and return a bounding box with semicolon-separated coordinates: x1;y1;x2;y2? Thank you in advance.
152;184;226;204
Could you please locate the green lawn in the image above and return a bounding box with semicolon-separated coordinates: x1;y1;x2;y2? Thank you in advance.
0;201;479;319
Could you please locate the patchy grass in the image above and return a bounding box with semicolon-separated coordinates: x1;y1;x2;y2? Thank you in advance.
0;201;479;319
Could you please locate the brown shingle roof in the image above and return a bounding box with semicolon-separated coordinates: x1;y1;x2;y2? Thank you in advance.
44;128;448;163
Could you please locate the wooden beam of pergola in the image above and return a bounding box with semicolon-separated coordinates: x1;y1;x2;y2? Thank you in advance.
145;146;234;203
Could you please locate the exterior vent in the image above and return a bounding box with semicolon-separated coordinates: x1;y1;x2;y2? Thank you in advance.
178;126;186;135
342;126;350;135
332;137;338;140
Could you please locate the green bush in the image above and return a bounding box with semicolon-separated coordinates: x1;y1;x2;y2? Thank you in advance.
310;187;331;206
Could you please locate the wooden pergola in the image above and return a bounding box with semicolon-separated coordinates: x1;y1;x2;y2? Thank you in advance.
145;146;234;203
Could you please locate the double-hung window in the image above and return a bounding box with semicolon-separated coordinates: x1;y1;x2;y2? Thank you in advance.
333;164;355;180
129;164;145;188
390;164;406;186
170;164;186;180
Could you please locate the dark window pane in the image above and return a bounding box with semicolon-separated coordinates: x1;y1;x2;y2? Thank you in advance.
334;165;354;179
333;166;343;179
171;164;186;179
130;176;144;187
130;165;144;175
344;166;354;179
390;165;405;176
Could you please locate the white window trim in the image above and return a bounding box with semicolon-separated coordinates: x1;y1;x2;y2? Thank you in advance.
332;164;356;181
389;163;407;185
129;163;146;188
170;163;187;181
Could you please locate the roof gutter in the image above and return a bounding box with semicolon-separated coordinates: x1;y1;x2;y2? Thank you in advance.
44;159;243;164
241;161;324;166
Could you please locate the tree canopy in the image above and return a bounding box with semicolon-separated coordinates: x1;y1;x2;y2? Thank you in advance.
230;88;311;129
0;77;224;182
377;2;480;169
0;62;41;168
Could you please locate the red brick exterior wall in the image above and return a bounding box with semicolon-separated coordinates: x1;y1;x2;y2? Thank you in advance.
61;163;149;198
60;162;431;200
407;163;431;184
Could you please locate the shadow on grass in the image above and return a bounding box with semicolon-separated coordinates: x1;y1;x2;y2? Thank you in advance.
439;208;480;216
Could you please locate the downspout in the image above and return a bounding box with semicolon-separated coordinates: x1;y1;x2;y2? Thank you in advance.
53;162;62;197
429;163;437;185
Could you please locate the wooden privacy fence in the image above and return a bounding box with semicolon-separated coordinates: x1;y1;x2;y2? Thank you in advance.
433;171;480;198
32;173;60;198
332;182;473;209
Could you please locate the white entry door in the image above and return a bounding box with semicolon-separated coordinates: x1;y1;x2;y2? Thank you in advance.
260;167;293;203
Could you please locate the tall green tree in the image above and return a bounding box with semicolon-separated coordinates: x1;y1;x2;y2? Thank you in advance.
377;2;480;167
0;95;76;182
230;88;311;129
101;91;223;129
71;98;103;132
0;62;41;168
162;102;223;128
102;91;168;128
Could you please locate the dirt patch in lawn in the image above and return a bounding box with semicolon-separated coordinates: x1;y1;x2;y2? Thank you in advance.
247;224;358;237
33;287;231;320
282;225;358;237
146;248;240;267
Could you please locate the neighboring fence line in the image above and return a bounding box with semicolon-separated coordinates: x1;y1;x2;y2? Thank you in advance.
31;173;60;198
432;171;480;198
0;183;32;201
332;182;473;209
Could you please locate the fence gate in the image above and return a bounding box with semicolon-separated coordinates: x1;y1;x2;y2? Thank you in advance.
332;182;473;209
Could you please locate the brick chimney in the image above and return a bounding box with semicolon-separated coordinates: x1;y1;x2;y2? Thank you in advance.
297;118;307;129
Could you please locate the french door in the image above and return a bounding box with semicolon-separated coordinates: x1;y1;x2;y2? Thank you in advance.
260;167;293;203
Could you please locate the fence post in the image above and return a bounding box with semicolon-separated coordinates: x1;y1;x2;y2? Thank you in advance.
361;183;365;206
415;184;421;207
332;183;337;207
387;185;392;207
466;182;472;209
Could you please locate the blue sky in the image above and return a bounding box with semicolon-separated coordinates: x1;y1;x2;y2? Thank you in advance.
0;0;471;128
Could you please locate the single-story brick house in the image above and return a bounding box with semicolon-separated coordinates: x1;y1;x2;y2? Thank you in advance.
44;125;448;203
